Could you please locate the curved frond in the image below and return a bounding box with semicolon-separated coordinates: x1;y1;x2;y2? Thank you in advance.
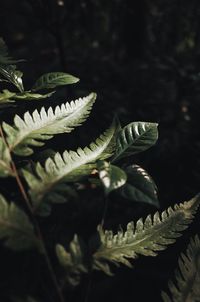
3;93;96;156
93;195;200;275
162;234;200;302
22;123;117;214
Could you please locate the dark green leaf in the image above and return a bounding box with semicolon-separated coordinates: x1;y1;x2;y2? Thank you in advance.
119;164;159;208
32;72;79;91
112;122;158;162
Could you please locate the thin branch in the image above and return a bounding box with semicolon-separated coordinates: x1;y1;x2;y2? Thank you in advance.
101;195;109;227
0;124;65;302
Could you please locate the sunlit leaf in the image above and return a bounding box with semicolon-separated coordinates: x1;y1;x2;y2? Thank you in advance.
93;195;200;275
22;122;117;215
3;93;96;156
97;160;127;195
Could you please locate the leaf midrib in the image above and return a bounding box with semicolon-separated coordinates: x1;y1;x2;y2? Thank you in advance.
10;97;93;151
94;208;191;259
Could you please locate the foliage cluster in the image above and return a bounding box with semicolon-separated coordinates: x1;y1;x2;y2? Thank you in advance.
0;39;200;302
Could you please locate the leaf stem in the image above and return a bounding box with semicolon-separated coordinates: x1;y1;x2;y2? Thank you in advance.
101;195;109;227
0;125;65;302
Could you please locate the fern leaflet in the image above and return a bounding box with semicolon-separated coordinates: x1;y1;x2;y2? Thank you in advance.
22;122;117;214
3;93;96;156
93;195;200;275
162;234;200;302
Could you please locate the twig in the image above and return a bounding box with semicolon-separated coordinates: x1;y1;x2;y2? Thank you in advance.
101;195;109;227
0;125;65;302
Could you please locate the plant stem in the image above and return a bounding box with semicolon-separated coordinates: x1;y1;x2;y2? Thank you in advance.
101;195;109;227
0;125;65;302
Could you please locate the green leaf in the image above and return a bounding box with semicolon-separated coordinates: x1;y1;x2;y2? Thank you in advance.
161;234;200;302
0;194;37;250
13;91;55;101
112;122;158;162
0;38;23;65
0;137;13;177
0;65;24;92
32;72;79;91
22;123;117;215
56;235;88;287
119;164;159;208
93;194;200;275
97;160;127;195
3;93;96;156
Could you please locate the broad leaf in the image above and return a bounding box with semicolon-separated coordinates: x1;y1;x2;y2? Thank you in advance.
0;194;37;250
0;137;13;177
162;234;200;302
56;235;88;286
119;164;159;208
112;122;158;162
32;72;79;91
97;160;127;195
0;65;24;92
22;123;117;214
93;194;200;275
3;93;96;156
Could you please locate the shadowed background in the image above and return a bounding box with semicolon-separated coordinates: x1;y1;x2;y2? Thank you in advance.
0;0;200;301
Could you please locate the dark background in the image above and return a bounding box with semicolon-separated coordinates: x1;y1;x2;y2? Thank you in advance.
0;0;200;301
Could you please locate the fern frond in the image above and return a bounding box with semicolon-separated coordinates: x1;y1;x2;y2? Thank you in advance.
162;234;200;302
0;194;37;250
0;137;13;177
56;235;88;286
22;123;117;214
3;93;96;156
93;195;200;275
